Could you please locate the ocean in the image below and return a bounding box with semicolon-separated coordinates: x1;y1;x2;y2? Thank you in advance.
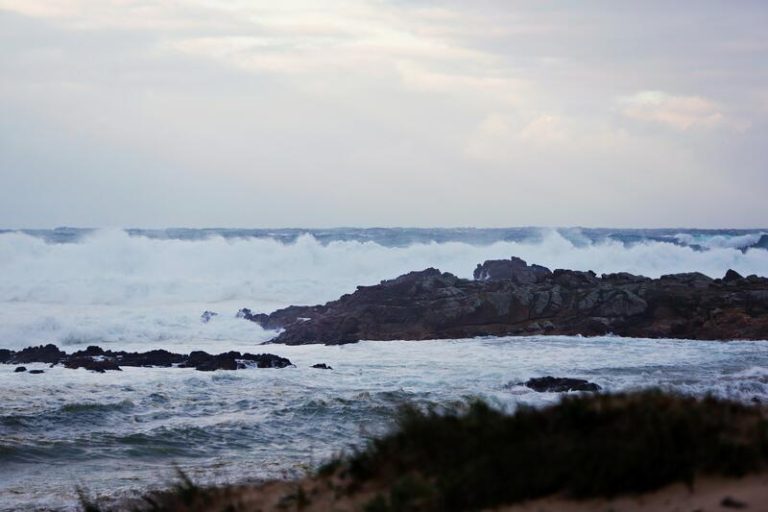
1;227;767;510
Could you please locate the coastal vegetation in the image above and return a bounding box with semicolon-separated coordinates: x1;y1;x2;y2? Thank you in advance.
79;390;768;511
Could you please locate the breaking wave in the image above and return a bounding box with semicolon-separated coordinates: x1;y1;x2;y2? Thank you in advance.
0;228;766;347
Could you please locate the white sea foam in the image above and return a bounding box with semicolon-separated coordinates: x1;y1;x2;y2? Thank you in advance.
0;229;766;348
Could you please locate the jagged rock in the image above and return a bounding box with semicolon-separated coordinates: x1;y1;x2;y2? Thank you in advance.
183;351;238;371
10;344;66;364
242;353;294;368
247;258;768;344
474;257;551;284
64;357;122;373
70;346;105;358
553;269;599;287
0;345;294;373
601;272;651;284
311;363;333;370
115;349;185;367
659;272;713;289
723;269;744;282
525;376;601;393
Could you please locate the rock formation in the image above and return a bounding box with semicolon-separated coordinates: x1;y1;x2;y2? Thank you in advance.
0;344;293;372
241;258;768;344
524;376;602;392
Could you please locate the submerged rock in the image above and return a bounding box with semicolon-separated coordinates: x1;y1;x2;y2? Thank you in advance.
14;366;26;373
311;363;333;370
524;376;601;393
28;369;44;374
245;257;768;344
201;310;218;323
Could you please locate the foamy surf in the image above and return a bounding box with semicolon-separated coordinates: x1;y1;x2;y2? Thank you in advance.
0;228;766;348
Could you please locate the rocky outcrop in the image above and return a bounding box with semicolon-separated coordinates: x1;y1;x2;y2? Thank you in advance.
240;258;768;344
474;257;551;284
9;344;66;364
180;350;293;371
524;376;601;392
2;345;293;372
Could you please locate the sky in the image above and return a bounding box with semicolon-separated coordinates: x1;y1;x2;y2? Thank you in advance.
0;0;766;228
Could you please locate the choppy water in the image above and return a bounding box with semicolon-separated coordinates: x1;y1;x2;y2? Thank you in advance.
1;227;767;510
3;337;768;510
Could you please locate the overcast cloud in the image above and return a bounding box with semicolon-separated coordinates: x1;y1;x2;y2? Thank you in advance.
1;0;766;228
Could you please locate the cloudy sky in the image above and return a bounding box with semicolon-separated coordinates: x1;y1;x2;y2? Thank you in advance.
1;1;766;228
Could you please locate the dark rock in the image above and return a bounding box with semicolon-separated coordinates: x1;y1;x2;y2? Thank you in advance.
238;305;325;330
474;257;551;284
236;308;268;324
70;346;105;358
0;349;13;363
28;370;44;374
1;344;294;373
600;272;651;284
525;377;601;393
721;496;747;509
257;260;768;345
553;269;599;287
241;353;293;369
311;363;333;370
183;351;238;371
10;344;66;364
723;269;744;282
64;357;122;373
201;310;218;323
116;349;185;367
14;366;26;373
180;351;293;371
659;272;713;288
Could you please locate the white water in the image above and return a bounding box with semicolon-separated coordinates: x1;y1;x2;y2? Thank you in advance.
1;229;766;349
4;336;768;511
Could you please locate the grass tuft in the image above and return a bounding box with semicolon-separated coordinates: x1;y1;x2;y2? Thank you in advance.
348;390;768;511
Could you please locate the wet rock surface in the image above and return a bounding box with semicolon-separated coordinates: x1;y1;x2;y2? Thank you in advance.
524;376;602;393
2;345;293;372
240;258;768;344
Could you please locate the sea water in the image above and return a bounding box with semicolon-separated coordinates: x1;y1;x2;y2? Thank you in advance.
1;227;767;510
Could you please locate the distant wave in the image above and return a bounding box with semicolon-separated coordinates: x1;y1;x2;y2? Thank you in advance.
0;228;766;347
